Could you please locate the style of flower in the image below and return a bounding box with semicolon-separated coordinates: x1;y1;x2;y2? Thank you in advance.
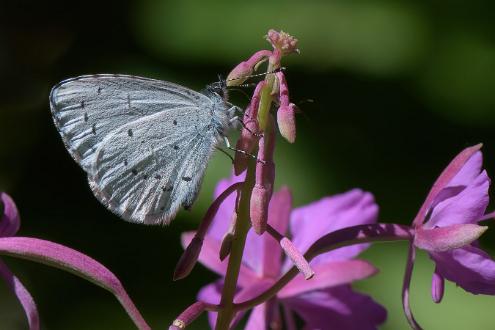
0;192;150;330
182;174;387;329
403;145;495;329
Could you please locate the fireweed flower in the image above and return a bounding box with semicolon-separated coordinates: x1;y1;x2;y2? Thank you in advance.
403;145;495;329
0;192;150;330
182;174;386;329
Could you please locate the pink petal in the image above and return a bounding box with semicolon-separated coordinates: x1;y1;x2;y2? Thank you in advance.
208;172;246;241
197;281;222;329
288;189;378;268
414;224;487;252
278;260;378;299
0;259;39;330
245;304;272;330
430;245;495;295
0;237;150;330
426;170;489;228
0;192;20;237
412;144;482;227
282;285;386;330
181;232;257;287
198;279;274;329
448;150;483;187
244;188;292;278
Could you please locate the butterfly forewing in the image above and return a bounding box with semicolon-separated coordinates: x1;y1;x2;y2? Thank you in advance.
50;74;212;172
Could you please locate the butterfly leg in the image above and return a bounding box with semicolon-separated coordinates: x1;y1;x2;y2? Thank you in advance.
234;117;263;138
223;136;266;164
215;147;235;163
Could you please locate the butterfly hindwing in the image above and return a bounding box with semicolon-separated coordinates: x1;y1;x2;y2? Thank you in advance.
88;107;220;224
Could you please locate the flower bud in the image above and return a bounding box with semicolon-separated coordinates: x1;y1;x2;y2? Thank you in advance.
250;185;271;234
219;211;237;260
226;62;253;87
277;103;296;143
226;50;271;86
169;301;207;329
173;235;203;281
431;267;445;303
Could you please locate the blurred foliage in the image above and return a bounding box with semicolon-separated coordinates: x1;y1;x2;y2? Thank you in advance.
1;0;495;329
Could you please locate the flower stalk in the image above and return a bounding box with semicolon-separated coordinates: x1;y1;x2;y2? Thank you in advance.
215;160;256;330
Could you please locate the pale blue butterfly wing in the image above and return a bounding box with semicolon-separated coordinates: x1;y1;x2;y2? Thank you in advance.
50;74;234;225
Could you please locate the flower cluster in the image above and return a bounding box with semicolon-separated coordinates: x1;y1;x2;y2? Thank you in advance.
170;31;495;330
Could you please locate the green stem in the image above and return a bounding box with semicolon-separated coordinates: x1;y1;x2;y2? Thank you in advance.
215;160;256;330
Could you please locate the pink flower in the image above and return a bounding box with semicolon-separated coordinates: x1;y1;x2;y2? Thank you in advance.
182;175;386;329
403;145;495;329
0;192;150;330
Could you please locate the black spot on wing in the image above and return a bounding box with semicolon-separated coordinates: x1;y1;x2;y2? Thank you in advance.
173;145;179;150
182;176;192;182
128;129;133;137
92;124;97;135
132;169;138;175
173;120;177;125
84;112;89;122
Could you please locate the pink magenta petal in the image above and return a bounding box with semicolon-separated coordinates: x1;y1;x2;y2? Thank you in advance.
207;172;246;241
245;304;271;330
197;281;222;329
0;259;39;330
414;224;487;252
198;279;274;329
288;189;378;269
278;260;378;299
430;245;495;295
283;285;386;330
412;144;482;227
181;232;257;287
0;192;20;237
426;170;489;228
0;237;150;330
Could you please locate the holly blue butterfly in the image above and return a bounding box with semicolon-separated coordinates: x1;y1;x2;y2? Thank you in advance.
50;74;239;225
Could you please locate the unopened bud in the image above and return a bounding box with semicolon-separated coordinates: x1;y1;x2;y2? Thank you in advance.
431;267;445;303
226;62;253;87
226;50;272;86
169;301;207;329
277;103;296;143
219;212;237;260
173;235;203;281
250;185;271;234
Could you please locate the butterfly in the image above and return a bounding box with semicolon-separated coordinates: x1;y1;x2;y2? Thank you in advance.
50;74;239;225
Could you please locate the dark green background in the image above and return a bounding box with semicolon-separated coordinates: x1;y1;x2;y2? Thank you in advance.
1;0;495;329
